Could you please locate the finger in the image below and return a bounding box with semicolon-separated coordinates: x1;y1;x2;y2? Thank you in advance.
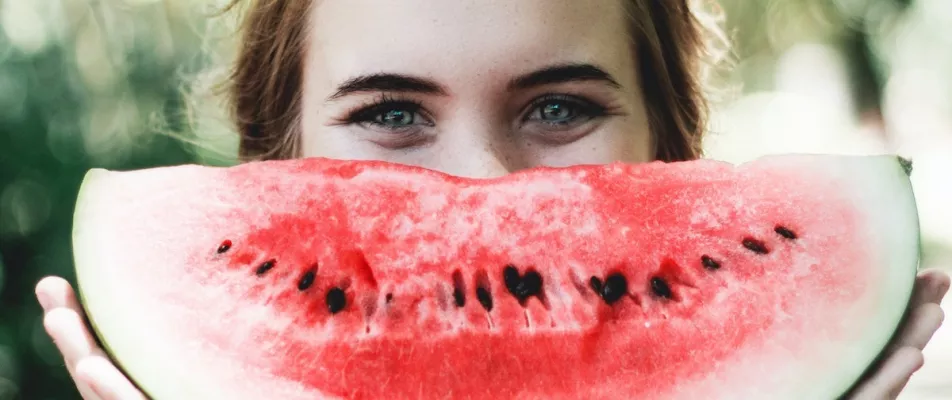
41;298;105;399
36;276;83;312
75;356;147;400
37;277;106;348
908;270;951;308
43;307;105;369
849;346;924;400
892;303;945;351
887;375;915;400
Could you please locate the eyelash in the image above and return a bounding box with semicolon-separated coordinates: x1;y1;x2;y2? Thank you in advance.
344;94;429;129
523;94;608;124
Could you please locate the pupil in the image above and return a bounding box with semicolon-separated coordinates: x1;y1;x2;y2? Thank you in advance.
542;102;571;121
382;109;412;125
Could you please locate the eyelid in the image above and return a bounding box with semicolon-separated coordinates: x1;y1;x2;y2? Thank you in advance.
343;94;435;127
520;93;609;122
337;94;436;150
349;95;422;118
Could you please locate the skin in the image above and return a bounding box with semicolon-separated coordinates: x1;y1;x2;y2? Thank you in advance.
35;0;950;398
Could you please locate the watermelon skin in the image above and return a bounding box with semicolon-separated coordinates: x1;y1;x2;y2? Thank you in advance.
71;154;919;400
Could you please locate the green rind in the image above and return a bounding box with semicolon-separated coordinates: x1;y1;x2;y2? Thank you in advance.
898;156;914;176
72;168;155;399
835;155;921;398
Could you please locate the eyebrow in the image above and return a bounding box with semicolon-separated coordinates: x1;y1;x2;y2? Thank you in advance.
507;63;622;90
328;74;448;100
327;63;622;101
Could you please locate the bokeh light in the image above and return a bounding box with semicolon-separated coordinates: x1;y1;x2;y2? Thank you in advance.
0;179;52;239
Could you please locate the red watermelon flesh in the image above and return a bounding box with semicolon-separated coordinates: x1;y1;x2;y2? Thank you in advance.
72;154;919;400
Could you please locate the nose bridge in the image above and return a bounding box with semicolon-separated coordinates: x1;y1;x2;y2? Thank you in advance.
439;118;518;179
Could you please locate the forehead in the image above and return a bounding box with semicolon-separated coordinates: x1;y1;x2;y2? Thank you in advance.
308;0;636;90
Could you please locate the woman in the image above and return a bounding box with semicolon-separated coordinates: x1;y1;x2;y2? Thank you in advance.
35;0;949;399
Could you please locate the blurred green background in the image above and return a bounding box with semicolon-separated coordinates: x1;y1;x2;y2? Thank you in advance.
0;0;950;399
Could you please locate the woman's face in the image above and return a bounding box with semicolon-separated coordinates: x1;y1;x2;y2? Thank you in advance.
300;0;651;178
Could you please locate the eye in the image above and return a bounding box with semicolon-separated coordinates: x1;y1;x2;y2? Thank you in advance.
347;98;433;131
524;95;606;128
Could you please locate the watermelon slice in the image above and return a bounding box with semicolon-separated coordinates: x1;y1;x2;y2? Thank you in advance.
71;154;920;400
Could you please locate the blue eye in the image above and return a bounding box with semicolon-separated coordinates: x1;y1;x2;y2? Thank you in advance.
526;96;605;127
348;98;430;131
376;108;415;127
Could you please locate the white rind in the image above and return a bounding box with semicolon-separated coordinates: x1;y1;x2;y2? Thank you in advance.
72;169;205;400
73;168;310;400
823;154;920;395
670;154;920;400
71;155;921;400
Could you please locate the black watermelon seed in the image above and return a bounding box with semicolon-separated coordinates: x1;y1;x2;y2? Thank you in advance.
601;273;628;305
774;225;798;240
216;240;232;254
521;271;543;297
503;265;521;292
451;270;466;308
326;287;347;314
255;260;275;276
503;266;543;301
742;238;769;254
476;287;493;312
297;270;316;291
701;255;721;271
589;277;603;293
385;293;393;303
650;277;673;299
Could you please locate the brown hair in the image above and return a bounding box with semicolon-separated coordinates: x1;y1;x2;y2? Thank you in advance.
225;0;727;162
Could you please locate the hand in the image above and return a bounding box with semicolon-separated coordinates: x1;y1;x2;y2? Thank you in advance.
36;276;147;400
846;269;950;400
